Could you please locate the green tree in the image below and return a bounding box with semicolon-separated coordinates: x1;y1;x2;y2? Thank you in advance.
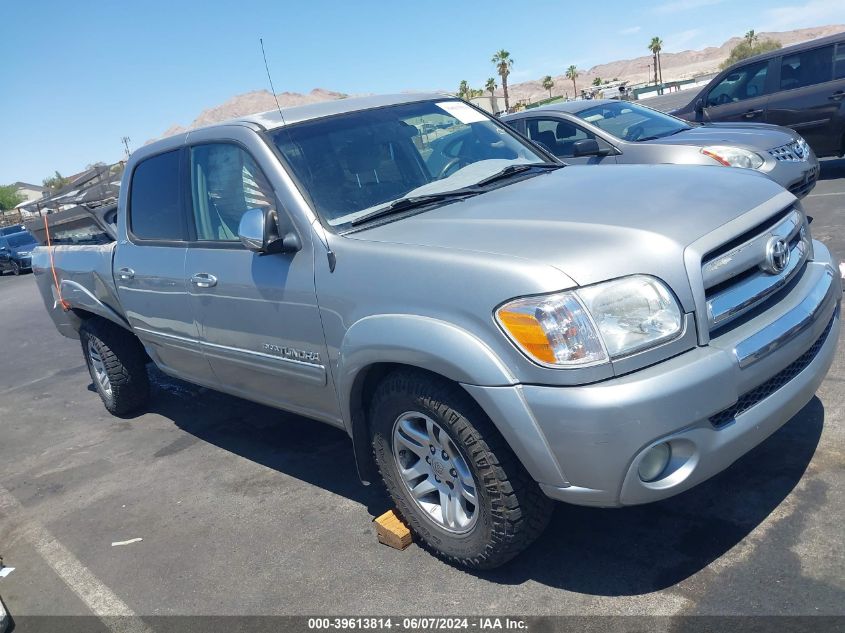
565;65;579;99
592;77;603;86
492;49;514;111
43;171;69;191
0;185;24;211
485;77;497;99
542;75;554;98
458;80;470;100
720;33;781;69
648;37;664;85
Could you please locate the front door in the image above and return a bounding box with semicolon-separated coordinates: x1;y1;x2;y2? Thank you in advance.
183;141;338;424
765;43;842;156
524;116;617;164
702;58;772;123
114;148;212;384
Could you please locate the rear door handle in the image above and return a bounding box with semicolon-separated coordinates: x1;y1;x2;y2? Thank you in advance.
829;91;844;101
190;273;217;288
117;267;135;281
742;109;763;119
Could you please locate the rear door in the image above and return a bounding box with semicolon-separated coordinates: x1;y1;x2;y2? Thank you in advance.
114;149;213;384
702;58;773;123
765;43;842;157
182;131;338;424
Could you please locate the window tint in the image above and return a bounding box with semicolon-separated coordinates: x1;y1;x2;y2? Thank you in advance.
130;150;184;241
708;60;769;106
526;117;595;158
190;144;275;241
780;45;834;90
833;43;845;80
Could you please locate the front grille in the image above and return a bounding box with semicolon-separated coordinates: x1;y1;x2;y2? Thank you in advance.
769;140;809;162
701;208;810;333
788;171;818;198
709;314;834;428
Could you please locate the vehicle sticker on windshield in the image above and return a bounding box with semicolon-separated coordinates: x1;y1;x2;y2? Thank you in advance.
436;101;487;124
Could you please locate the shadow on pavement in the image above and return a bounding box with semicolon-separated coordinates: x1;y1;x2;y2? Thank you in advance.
110;368;823;596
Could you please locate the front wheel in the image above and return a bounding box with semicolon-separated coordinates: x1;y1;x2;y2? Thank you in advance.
10;261;19;276
370;370;553;569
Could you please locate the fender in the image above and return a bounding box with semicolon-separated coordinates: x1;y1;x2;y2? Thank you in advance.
337;314;567;487
60;280;131;331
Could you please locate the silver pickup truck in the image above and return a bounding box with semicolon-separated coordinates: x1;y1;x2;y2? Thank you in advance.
33;93;841;569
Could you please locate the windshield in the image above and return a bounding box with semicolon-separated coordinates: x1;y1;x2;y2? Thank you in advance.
6;233;36;248
575;101;690;142
271;99;548;229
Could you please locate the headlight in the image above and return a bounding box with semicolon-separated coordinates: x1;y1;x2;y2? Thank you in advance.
701;146;764;169
496;275;683;367
795;137;811;160
17;251;30;257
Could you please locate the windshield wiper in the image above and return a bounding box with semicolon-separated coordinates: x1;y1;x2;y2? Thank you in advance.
637;127;691;142
349;189;482;227
474;163;563;187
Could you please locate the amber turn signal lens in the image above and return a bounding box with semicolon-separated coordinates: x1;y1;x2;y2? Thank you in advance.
496;309;556;364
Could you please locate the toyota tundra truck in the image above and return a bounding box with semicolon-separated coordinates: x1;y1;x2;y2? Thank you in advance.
32;93;841;569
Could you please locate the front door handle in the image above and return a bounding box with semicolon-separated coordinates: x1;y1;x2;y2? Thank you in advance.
742;109;763;119
117;267;135;281
190;273;218;288
829;91;844;101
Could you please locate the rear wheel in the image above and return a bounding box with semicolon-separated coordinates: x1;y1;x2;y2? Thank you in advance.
370;369;553;569
79;319;150;416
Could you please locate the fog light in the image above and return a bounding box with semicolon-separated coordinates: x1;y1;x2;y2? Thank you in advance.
638;443;671;482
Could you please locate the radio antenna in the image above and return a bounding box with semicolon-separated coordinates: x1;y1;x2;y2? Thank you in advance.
260;38;287;125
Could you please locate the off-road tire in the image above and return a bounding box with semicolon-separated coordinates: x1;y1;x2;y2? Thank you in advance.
370;369;553;569
79;319;150;416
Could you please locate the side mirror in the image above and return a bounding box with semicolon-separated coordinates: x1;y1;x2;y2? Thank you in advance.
572;138;605;157
238;207;301;255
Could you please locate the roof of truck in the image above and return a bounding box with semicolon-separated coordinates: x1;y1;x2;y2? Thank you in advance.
234;92;449;130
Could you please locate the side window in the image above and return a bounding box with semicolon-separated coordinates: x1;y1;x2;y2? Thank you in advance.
707;60;769;106
189;143;275;242
780;45;835;90
129;150;184;241
836;43;845;80
527;117;595;158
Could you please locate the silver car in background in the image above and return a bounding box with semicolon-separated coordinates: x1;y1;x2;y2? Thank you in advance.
503;99;819;198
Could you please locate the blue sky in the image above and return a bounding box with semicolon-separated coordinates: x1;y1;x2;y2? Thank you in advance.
1;0;842;184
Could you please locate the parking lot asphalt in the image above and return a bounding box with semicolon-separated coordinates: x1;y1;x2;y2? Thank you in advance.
0;161;844;626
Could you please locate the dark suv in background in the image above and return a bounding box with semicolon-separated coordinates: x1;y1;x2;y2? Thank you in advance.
671;32;845;158
0;230;38;276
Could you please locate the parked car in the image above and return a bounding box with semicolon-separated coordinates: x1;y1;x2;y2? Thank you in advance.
669;32;845;158
0;230;38;275
503;100;820;197
0;224;26;237
32;94;841;569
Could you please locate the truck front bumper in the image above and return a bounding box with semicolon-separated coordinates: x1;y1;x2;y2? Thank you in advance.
465;242;841;507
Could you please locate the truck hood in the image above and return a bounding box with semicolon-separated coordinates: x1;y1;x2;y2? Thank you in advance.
643;123;796;150
347;164;790;306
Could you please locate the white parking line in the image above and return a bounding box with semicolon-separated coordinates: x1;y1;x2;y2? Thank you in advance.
807;191;845;197
0;485;154;633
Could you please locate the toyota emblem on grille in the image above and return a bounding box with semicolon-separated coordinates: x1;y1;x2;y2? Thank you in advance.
763;237;790;274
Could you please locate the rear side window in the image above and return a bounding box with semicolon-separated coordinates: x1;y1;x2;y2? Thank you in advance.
129;150;184;241
835;43;845;80
780;45;835;90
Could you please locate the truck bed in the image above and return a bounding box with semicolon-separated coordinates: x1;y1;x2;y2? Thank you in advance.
31;242;126;340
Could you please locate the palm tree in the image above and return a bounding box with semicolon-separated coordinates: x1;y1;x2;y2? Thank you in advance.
648;37;663;85
485;77;497;98
491;49;514;111
542;75;554;98
565;65;579;99
458;80;470;100
745;29;757;45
